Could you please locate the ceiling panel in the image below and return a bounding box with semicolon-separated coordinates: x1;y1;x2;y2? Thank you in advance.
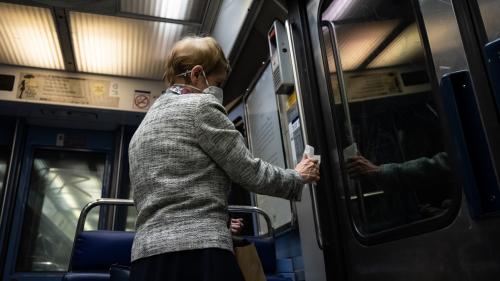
334;20;399;71
0;2;64;70
368;23;423;68
70;12;197;79
120;0;208;23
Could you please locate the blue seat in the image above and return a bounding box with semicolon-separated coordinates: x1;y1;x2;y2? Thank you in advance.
63;231;135;281
244;236;291;281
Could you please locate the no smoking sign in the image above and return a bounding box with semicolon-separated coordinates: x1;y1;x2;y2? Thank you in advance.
133;90;151;110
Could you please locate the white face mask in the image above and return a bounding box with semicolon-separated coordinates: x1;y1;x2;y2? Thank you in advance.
175;69;224;104
201;71;224;104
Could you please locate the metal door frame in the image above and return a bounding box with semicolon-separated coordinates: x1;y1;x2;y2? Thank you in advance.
2;126;114;281
305;0;500;280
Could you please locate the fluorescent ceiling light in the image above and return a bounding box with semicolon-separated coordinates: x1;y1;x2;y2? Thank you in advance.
368;23;422;68
334;20;399;71
120;0;206;22
322;0;360;21
0;2;64;70
70;12;196;79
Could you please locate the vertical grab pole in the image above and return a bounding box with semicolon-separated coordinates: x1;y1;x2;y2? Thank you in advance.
285;19;324;250
323;21;367;222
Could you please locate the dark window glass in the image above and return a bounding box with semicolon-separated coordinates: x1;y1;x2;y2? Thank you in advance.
321;0;457;237
16;149;106;271
476;0;500;42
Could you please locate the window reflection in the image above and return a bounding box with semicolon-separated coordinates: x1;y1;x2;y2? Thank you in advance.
477;0;500;42
321;0;456;235
16;149;106;271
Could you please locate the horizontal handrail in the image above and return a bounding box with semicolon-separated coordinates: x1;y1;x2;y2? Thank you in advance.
76;198;134;234
228;205;274;237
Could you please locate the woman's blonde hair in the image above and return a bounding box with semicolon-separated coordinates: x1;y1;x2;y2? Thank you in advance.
164;36;230;86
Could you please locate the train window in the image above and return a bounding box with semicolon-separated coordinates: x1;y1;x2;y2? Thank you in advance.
321;0;458;238
476;0;500;42
16;149;106;271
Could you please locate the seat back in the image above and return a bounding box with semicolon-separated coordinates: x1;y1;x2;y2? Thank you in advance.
70;230;135;271
64;199;135;281
244;236;276;274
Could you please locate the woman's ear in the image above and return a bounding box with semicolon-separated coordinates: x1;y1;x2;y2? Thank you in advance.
189;65;203;83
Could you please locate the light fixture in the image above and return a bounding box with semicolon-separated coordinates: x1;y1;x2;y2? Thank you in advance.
368;23;423;68
335;20;399;71
120;0;206;22
0;2;64;70
322;0;360;21
70;11;197;79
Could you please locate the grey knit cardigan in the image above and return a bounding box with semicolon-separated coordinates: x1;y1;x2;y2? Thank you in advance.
128;91;304;262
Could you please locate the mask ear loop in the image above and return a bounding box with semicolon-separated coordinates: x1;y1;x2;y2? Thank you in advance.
200;70;211;88
176;70;192;77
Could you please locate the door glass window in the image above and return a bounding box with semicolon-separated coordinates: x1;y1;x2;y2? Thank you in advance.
16;149;106;271
321;0;458;236
476;0;500;42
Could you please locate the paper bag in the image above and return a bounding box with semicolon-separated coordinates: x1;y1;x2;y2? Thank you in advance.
234;243;266;281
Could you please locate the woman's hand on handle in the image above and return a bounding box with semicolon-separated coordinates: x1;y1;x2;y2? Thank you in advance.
294;154;320;183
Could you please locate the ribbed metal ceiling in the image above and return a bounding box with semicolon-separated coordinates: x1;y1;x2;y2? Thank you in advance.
120;0;208;22
70;11;197;79
0;2;65;70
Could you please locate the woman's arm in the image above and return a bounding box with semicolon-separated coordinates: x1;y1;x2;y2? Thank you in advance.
195;96;318;201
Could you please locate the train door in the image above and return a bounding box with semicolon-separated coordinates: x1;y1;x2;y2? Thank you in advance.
2;126;114;281
298;0;500;280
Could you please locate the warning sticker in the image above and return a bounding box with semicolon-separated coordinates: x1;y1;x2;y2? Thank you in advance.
133;90;151;110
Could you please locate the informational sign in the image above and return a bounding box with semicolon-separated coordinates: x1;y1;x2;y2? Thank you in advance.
245;63;292;231
17;73;119;108
289;118;303;166
330;71;403;104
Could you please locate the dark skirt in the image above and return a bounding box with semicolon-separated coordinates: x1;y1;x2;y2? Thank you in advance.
129;248;245;281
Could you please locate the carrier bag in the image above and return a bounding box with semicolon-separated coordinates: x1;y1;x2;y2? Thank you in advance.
234;243;266;281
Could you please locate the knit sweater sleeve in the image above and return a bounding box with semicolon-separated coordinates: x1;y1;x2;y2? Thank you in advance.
195;96;304;201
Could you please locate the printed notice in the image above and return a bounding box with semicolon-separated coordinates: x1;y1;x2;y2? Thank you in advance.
245;63;291;231
17;73;119;108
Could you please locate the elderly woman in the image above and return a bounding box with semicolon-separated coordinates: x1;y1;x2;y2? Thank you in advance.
128;36;320;281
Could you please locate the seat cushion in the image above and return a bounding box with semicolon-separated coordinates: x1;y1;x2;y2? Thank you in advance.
71;231;135;271
63;272;109;281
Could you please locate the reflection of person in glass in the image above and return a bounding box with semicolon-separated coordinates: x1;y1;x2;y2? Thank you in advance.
346;152;452;217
